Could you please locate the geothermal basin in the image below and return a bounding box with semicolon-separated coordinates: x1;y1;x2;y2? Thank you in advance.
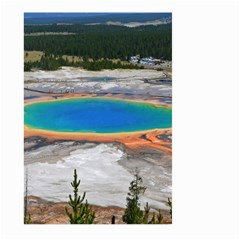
24;96;172;210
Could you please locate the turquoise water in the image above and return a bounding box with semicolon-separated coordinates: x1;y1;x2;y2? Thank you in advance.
88;77;116;81
24;98;172;133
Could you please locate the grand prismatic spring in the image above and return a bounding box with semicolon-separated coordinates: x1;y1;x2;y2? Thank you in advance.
24;98;172;133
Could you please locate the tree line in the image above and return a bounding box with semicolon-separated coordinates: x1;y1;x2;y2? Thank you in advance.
24;23;172;34
24;55;144;71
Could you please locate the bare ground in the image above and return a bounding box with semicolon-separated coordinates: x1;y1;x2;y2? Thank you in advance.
27;196;172;224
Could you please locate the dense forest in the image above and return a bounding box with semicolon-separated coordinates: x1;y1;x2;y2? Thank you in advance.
24;25;172;61
24;23;171;71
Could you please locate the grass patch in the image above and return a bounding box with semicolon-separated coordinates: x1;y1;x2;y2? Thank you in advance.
24;51;44;62
62;55;83;63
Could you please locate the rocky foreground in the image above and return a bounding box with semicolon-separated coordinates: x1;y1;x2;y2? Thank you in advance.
27;196;172;224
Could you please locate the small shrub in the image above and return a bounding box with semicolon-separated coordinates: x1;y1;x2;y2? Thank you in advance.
24;214;31;224
168;198;172;218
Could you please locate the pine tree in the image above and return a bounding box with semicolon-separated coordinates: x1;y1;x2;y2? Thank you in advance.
24;168;31;224
65;169;95;224
123;172;165;224
168;197;172;218
122;172;146;224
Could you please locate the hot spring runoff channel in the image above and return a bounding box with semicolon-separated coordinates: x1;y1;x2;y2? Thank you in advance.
24;98;172;133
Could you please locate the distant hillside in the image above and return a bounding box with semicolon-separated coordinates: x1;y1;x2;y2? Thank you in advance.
24;12;172;25
24;23;172;34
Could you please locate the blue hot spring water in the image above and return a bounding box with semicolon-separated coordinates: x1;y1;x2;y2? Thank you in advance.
24;98;172;133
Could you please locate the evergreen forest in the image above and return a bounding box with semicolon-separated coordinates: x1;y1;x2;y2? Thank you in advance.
24;24;172;71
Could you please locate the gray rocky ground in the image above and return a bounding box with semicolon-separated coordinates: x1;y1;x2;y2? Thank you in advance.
24;68;172;97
